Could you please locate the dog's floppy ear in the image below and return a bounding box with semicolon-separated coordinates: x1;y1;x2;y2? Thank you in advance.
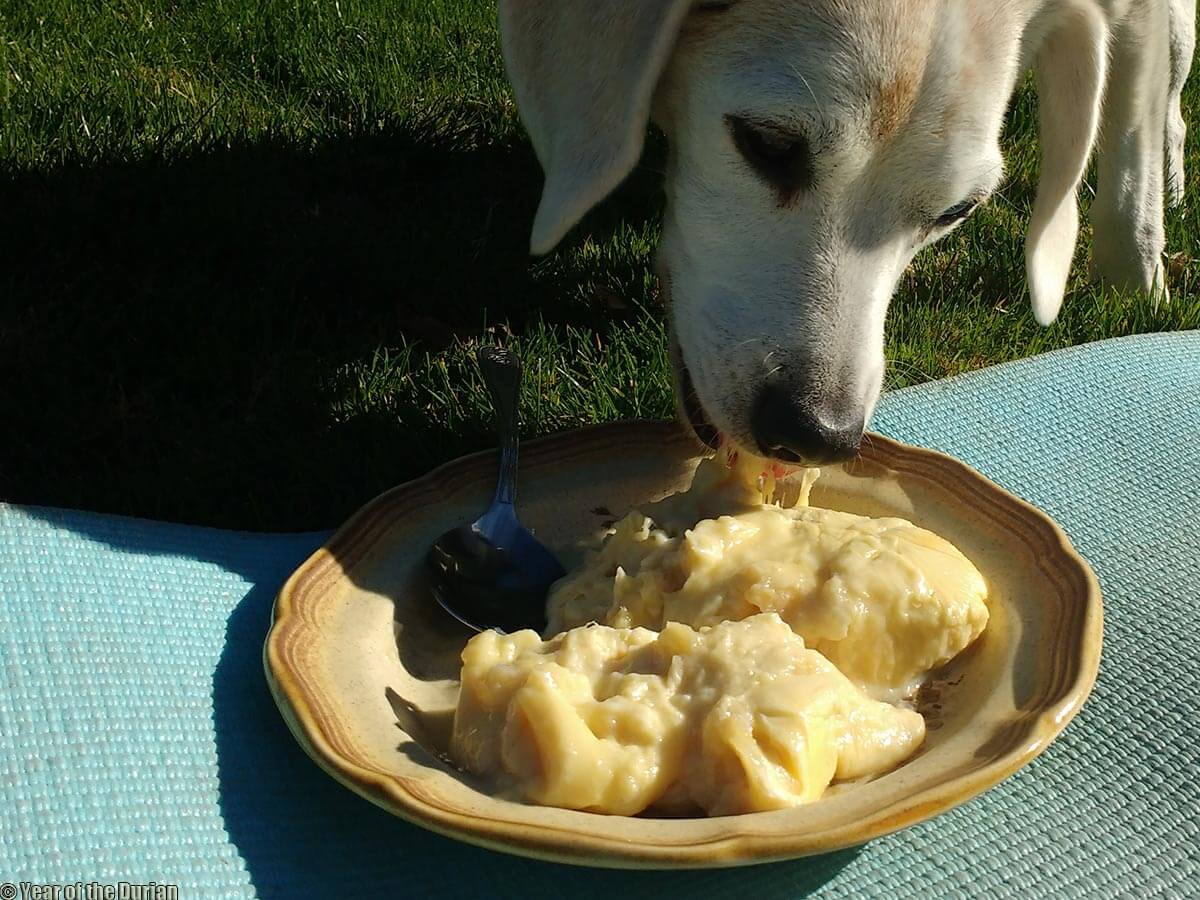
1025;3;1108;325
498;0;694;255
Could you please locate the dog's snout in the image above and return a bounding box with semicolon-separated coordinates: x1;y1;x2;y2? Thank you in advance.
751;384;863;465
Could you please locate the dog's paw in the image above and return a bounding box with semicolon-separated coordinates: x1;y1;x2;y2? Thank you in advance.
1090;250;1171;303
1090;213;1166;297
1153;259;1171;306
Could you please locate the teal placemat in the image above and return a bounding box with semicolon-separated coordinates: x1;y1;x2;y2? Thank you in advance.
2;332;1197;898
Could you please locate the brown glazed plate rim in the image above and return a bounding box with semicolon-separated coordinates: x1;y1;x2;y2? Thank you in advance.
264;420;1103;868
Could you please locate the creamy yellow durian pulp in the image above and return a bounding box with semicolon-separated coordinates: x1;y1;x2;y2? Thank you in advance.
450;452;989;816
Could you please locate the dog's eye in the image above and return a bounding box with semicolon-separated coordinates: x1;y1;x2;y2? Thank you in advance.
727;115;814;202
934;199;979;228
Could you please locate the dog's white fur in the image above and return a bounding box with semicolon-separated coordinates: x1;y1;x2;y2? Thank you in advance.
498;0;1194;457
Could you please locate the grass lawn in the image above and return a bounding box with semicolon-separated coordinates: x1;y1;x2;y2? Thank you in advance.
2;0;1198;530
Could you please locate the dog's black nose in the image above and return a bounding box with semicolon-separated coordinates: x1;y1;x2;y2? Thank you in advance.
751;384;863;464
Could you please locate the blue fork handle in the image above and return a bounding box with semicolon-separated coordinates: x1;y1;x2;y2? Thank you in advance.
479;346;521;507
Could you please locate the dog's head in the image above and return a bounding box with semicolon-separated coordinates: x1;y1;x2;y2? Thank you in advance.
499;0;1107;462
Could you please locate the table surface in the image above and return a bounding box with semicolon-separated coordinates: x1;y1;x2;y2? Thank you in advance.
1;332;1197;899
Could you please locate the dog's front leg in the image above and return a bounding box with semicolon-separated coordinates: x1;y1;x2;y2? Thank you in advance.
1166;0;1196;207
1090;4;1171;298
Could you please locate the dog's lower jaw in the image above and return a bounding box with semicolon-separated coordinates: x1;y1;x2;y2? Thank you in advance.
667;327;722;452
661;264;724;453
679;362;722;451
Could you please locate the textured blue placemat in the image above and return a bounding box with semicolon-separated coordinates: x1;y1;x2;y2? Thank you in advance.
1;332;1197;898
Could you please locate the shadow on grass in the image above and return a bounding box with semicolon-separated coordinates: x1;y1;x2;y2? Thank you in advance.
0;116;665;530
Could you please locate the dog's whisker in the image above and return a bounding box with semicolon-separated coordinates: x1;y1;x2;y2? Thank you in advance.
794;70;822;115
882;356;934;391
884;356;928;377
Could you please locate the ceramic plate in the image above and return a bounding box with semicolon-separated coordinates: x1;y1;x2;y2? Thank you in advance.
264;421;1102;868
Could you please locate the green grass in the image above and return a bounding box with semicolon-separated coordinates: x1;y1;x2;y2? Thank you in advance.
1;0;1197;529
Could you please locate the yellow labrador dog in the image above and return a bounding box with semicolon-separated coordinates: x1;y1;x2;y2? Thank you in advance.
498;0;1194;463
